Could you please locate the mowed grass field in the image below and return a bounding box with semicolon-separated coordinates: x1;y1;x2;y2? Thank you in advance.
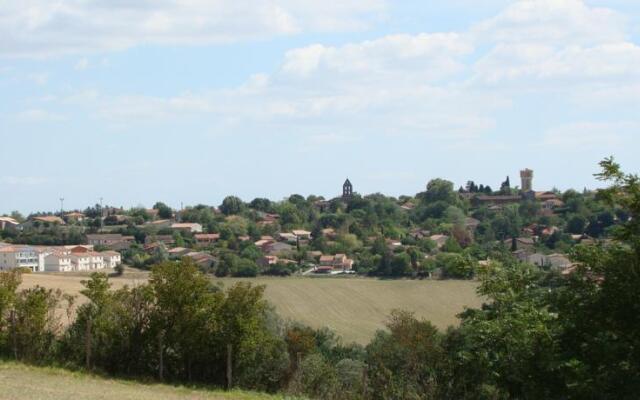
0;362;286;400
20;272;483;344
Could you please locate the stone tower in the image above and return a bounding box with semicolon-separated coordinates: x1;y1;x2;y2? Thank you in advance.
342;178;353;199
520;169;533;192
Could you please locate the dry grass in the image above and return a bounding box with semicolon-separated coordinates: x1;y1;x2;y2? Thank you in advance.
0;362;284;400
20;272;483;344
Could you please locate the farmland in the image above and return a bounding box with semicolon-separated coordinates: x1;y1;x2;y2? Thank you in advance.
0;362;286;400
20;272;483;344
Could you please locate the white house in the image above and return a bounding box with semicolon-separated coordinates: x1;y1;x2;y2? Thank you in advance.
170;223;203;233
0;217;19;231
101;251;122;268
44;251;74;272
292;230;312;240
0;246;45;272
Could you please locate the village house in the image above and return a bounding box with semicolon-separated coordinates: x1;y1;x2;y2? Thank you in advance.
0;245;45;272
254;236;276;251
184;252;215;269
194;233;220;247
473;195;523;207
101;251;122;268
258;255;296;268
145;208;160;220
267;242;294;256
278;232;297;243
321;228;337;239
400;202;415;211
44;251;74;272
64;212;86;223
145;235;175;247
429;234;449;249
0;217;19;231
145;219;173;229
292;230;312;241
171;222;203;234
74;251;106;271
524;253;573;271
86;234;135;250
258;255;278;268
257;213;279;227
33;215;66;225
505;237;537;252
143;242;165;254
317;254;354;273
168;247;191;258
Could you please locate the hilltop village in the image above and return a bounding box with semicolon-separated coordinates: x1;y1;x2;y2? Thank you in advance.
0;170;617;278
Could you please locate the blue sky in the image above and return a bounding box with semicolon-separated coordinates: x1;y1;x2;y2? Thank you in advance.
1;0;639;214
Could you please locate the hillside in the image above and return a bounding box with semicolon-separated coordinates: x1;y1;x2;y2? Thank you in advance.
0;362;287;400
20;273;481;344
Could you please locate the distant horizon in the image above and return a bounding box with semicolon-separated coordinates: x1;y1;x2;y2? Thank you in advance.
3;168;608;216
2;0;638;214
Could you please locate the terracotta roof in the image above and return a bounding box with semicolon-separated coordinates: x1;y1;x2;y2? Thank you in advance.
33;216;66;224
171;223;201;228
194;233;220;240
64;212;85;217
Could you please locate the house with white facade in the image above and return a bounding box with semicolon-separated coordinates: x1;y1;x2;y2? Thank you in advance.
0;217;19;231
171;223;203;233
44;251;74;272
74;251;106;271
101;251;122;268
0;246;46;272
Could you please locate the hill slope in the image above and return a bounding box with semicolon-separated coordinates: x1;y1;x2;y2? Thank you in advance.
0;362;285;400
21;274;482;344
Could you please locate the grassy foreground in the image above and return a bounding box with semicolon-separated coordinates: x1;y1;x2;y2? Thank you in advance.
21;273;482;344
0;362;287;400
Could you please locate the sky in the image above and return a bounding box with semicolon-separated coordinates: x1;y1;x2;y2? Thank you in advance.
1;0;639;214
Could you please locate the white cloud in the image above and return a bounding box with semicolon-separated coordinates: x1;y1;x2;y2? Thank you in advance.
474;0;627;46
0;0;386;57
26;0;640;150
281;33;472;79
74;57;89;70
17;109;66;122
542;121;638;149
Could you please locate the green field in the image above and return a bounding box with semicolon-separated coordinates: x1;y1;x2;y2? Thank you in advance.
21;273;483;344
0;362;284;400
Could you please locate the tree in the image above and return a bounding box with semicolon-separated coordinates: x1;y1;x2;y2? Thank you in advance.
366;310;446;400
500;176;511;195
249;198;272;212
391;253;412;276
220;196;245;215
421;179;457;205
567;214;586;234
153;202;173;219
436;253;474;279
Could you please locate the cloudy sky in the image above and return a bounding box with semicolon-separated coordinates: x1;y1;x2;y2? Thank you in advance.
1;0;639;213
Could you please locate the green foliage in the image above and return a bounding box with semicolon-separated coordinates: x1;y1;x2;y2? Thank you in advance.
220;196;246;216
153;202;173;219
435;253;475;279
366;310;446;400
